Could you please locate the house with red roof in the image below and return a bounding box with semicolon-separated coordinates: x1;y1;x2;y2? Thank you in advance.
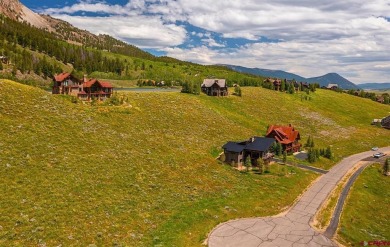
266;124;301;153
52;72;113;101
52;72;83;96
83;78;113;101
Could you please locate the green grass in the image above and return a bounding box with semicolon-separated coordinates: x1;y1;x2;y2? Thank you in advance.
0;80;389;246
337;164;390;246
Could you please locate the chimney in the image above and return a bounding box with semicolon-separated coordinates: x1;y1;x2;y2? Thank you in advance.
83;74;87;83
251;137;255;143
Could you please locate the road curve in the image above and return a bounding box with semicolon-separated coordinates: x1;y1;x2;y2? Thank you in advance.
208;147;390;247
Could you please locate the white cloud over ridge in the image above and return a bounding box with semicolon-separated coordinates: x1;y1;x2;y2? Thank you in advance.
41;0;390;83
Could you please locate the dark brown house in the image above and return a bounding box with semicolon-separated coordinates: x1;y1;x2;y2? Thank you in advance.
266;124;301;153
222;137;275;169
201;79;228;96
83;79;113;101
381;116;390;129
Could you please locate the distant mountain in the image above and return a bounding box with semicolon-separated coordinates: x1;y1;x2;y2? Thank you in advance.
223;65;307;81
223;65;360;89
357;83;390;90
306;73;359;89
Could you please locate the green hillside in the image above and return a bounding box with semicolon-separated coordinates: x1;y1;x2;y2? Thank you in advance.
0;80;389;246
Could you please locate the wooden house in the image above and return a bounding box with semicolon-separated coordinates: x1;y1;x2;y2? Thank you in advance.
201;79;228;96
381;116;390;129
83;79;113;101
52;72;113;101
326;84;339;90
222;137;275;169
0;56;9;64
266;124;301;153
52;72;83;96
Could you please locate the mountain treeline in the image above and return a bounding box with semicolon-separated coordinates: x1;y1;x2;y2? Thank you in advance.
0;15;126;76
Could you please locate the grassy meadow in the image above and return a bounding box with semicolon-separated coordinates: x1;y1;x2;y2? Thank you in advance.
337;164;390;246
0;80;389;246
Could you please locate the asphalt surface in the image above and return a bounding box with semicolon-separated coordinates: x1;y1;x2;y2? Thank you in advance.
208;147;390;247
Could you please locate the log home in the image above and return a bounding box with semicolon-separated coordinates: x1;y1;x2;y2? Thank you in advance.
52;73;113;101
266;124;301;153
201;79;228;96
222;137;275;169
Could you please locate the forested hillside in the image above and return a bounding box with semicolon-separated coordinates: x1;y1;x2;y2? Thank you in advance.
0;14;265;89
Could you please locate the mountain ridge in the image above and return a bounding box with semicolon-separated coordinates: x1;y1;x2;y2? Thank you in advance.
223;65;360;89
357;83;390;90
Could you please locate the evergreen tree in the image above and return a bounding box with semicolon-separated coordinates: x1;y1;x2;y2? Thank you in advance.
0;61;3;70
234;86;242;96
384;158;390;175
283;151;287;164
257;157;264;174
244;155;252;172
325;146;332;159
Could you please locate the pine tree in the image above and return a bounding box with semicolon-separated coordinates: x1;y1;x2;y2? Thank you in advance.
325;146;332;159
283;151;287;164
0;61;3;70
384;159;390;175
257;157;264;174
244;156;252;172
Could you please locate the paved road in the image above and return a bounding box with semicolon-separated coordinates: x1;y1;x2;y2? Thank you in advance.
208;147;390;247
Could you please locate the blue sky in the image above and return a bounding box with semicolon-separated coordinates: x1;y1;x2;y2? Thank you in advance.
21;0;390;83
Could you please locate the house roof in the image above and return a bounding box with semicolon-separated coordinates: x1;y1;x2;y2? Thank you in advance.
245;137;275;152
201;79;226;88
222;137;275;153
327;83;338;88
266;125;300;144
54;72;72;82
222;142;246;152
83;79;113;88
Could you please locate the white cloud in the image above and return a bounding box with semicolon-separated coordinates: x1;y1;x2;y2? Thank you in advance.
41;0;390;83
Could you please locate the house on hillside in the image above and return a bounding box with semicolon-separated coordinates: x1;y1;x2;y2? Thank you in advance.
52;72;83;96
52;72;113;101
0;56;9;64
266;124;301;153
201;79;228;96
326;84;339;90
222;137;275;169
83;79;113;101
381;116;390;129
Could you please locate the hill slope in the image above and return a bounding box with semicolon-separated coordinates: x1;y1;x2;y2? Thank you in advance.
358;82;390;90
307;73;359;89
1;79;389;246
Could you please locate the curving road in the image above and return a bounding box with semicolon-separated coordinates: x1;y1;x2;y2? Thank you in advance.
208;147;390;247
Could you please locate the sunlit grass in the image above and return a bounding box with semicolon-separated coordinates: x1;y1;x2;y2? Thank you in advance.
0;80;389;246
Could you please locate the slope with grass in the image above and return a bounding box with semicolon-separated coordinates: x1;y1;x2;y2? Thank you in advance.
0;80;389;246
337;164;390;246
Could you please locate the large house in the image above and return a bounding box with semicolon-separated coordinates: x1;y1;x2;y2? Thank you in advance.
381;116;390;129
266;124;301;153
201;79;228;96
222;136;275;169
52;72;113;101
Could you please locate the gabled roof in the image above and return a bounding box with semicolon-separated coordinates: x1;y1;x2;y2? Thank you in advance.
222;142;246;152
222;137;275;153
245;137;275;152
83;79;113;88
327;83;338;88
54;72;72;82
201;79;226;88
266;125;300;144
